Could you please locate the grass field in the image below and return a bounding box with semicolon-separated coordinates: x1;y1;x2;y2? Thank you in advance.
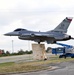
0;55;74;74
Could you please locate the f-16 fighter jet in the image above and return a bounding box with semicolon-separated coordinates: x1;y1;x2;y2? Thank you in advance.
4;17;74;44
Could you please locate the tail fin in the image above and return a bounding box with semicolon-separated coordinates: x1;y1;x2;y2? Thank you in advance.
53;17;73;33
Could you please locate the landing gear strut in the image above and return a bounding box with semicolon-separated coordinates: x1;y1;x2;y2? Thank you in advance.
38;42;40;44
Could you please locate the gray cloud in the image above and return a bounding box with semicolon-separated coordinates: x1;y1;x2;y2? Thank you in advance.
0;0;74;52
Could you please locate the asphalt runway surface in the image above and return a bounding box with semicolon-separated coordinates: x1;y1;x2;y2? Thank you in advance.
9;61;74;75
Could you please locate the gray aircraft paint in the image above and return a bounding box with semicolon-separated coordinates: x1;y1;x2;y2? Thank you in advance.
4;17;74;44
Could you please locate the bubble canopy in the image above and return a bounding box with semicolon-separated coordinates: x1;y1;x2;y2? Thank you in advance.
14;28;27;31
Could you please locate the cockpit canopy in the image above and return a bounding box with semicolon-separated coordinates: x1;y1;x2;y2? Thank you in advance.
14;28;27;32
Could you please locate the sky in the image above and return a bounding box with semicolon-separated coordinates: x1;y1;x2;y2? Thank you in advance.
0;0;74;53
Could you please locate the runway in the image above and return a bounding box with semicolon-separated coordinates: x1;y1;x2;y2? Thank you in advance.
9;61;74;75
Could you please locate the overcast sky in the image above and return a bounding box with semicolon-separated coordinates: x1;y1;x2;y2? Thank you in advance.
0;0;74;53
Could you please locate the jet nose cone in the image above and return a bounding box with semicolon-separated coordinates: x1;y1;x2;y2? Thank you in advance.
4;32;20;36
4;32;12;36
4;33;6;35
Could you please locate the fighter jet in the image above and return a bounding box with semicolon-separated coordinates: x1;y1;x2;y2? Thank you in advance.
4;17;74;44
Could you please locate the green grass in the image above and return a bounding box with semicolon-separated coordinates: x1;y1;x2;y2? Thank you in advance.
0;62;46;73
0;62;14;67
0;55;74;74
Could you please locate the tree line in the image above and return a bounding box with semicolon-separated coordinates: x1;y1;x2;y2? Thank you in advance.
0;47;51;57
0;49;33;57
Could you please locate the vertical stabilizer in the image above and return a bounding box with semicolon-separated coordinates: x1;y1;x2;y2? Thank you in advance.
53;17;73;33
